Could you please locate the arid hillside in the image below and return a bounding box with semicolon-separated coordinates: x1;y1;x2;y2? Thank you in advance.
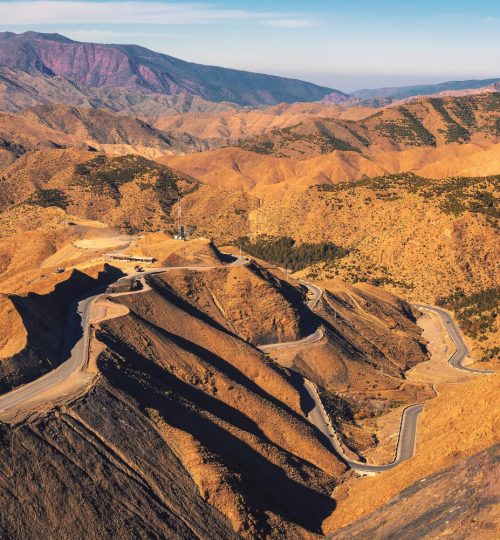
160;262;308;345
179;172;498;322
0;56;498;539
0;260;351;538
330;444;499;539
0;212;444;538
151;101;375;146
159;93;500;160
160;142;500;196
325;372;500;537
0;150;204;233
1;145;497;358
240;173;499;297
0;104;208;166
0;263;123;392
262;277;432;455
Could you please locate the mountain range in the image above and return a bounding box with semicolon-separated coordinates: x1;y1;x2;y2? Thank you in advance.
0;29;498;540
0;31;341;106
0;32;498;116
353;78;500;100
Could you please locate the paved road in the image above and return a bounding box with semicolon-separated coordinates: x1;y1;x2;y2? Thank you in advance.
303;378;424;474
263;275;493;474
0;256;247;415
257;274;426;473
302;299;493;472
413;304;494;374
259;328;323;352
0;253;491;476
0;294;97;414
299;280;323;310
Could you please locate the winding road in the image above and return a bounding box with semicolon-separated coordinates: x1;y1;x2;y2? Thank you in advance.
0;259;246;416
303;378;424;474
257;275;492;474
0;254;491;476
413;304;494;375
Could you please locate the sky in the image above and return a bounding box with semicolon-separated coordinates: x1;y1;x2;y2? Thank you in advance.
0;0;499;92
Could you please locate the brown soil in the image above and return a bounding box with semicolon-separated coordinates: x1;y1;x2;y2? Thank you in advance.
324;371;500;533
158;263;307;345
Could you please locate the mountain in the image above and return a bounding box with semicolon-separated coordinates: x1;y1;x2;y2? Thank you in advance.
0;104;211;167
0;66;239;115
0;241;345;537
0;31;343;106
232;93;500;158
353;77;500;100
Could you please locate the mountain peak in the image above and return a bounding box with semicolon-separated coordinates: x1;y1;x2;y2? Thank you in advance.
0;31;75;43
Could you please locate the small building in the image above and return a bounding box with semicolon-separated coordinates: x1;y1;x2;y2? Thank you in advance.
104;254;156;264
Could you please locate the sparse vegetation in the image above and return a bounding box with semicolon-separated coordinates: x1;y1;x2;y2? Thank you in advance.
480;346;500;363
429;98;471;143
74;155;150;193
482;93;500;112
236;122;362;157
437;287;499;338
319;389;358;425
237;139;276;155
375;107;436;147
26;188;69;210
155;169;182;215
345;126;370;147
450;98;477;127
72;154;198;217
368;276;413;290
314;172;499;224
237;235;350;271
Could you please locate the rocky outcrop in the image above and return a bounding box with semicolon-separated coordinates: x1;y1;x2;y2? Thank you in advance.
0;385;238;539
329;444;500;539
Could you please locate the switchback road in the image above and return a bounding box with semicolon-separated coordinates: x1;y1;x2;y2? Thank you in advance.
413;304;494;375
0;255;492;477
261;274;493;474
0;257;247;416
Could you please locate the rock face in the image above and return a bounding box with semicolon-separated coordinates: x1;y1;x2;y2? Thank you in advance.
0;32;338;106
0;386;239;540
0;66;240;115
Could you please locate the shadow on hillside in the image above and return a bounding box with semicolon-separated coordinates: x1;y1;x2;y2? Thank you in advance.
97;333;337;534
127;310;314;428
1;265;124;393
145;273;239;338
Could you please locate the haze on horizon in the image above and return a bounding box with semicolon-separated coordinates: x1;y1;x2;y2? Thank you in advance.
0;0;499;92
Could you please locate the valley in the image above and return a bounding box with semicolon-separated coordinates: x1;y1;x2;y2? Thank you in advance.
0;224;496;537
0;29;498;540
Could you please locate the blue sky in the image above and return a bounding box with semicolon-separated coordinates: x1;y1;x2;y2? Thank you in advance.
0;0;499;91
